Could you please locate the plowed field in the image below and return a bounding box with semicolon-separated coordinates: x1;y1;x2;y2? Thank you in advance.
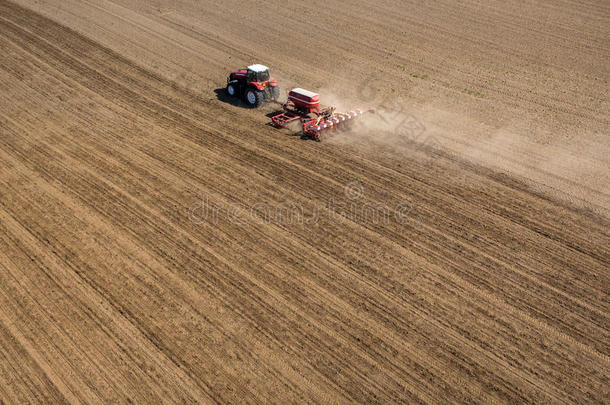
0;0;608;403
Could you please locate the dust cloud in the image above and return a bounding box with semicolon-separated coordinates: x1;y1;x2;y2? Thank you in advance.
317;86;609;216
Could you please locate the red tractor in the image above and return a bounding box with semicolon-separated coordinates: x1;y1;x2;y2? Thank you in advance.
226;64;280;107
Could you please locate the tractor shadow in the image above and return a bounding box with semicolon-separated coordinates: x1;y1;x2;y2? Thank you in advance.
214;88;251;108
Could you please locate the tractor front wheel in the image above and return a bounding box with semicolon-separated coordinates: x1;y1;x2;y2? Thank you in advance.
245;89;264;107
226;82;237;97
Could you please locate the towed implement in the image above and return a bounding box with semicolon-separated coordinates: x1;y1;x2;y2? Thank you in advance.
271;88;374;141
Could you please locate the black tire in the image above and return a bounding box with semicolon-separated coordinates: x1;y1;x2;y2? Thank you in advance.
226;81;238;97
244;88;265;107
271;85;280;101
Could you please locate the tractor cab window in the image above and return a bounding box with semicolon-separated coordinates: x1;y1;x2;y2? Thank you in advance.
248;69;269;83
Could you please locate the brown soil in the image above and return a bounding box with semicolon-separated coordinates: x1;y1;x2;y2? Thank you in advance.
0;0;608;403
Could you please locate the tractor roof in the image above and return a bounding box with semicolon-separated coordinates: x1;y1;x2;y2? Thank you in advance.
247;64;269;72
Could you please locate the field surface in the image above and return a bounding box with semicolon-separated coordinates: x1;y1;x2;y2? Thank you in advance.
0;0;609;403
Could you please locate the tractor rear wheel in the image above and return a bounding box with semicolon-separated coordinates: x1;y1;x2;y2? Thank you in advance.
271;85;280;101
245;89;264;107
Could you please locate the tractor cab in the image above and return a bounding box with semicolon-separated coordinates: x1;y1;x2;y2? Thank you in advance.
246;64;270;84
